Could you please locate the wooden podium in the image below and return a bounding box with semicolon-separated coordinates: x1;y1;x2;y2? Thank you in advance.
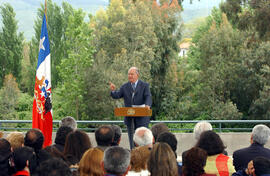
114;107;152;117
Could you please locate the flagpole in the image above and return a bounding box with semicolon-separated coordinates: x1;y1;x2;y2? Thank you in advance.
45;0;47;21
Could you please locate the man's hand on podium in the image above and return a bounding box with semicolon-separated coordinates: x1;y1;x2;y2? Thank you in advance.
109;82;116;91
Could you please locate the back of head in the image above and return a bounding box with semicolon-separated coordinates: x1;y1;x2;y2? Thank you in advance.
253;156;270;176
111;125;122;146
13;146;36;172
130;145;151;172
7;131;24;150
64;130;92;163
59;116;77;130
157;132;177;153
252;124;270;145
79;148;104;176
195;130;225;156
55;126;73;146
95;125;114;146
148;143;178;176
0;138;11;176
37;157;72;176
194;121;212;140
24;129;44;153
103;146;130;175
133;127;153;147
182;147;207;176
151;123;169;141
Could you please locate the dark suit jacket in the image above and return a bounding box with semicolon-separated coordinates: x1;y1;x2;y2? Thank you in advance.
111;80;152;107
111;80;152;125
233;143;270;171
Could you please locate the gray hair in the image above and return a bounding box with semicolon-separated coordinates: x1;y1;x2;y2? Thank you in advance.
252;124;270;145
133;127;153;146
59;116;77;130
128;67;139;75
193;121;213;140
103;146;130;175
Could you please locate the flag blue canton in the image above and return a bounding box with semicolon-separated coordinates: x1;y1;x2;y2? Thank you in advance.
37;14;50;70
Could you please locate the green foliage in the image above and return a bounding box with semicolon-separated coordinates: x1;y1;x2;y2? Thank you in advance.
56;9;94;120
0;74;20;120
221;0;270;39
0;3;23;88
27;0;75;94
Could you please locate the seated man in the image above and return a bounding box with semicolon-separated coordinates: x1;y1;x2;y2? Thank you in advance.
233;124;270;171
102;146;131;176
59;116;77;130
150;122;169;142
133;127;154;148
95;125;114;151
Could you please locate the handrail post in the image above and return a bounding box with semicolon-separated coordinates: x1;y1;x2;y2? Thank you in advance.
219;122;222;132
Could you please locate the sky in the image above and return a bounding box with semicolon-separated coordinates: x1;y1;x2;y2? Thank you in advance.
0;0;223;40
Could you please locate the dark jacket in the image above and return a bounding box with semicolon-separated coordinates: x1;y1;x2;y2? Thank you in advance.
233;143;270;171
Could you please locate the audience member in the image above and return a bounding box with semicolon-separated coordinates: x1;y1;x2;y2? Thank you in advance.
182;147;215;176
36;158;72;176
43;146;67;162
157;132;181;176
151;123;169;142
193;121;213;140
7;131;24;150
157;132;178;157
24;129;51;166
95;125;114;151
127;146;151;176
0;138;12;176
196;130;235;176
111;124;122;146
59;116;77;130
24;129;44;153
53;126;73;152
79;148;104;176
253;156;270;176
133;127;154;148
12;146;36;176
233;124;270;171
182;121;213;165
64;130;92;166
148;142;178;176
0;131;3;138
102;146;131;176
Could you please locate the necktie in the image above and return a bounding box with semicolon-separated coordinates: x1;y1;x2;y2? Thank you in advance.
132;83;136;91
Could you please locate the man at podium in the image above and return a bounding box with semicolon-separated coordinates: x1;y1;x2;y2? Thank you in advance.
109;67;152;149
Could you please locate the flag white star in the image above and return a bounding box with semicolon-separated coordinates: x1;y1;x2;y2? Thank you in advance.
39;36;45;52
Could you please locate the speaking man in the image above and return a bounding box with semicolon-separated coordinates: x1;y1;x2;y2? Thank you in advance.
110;67;152;149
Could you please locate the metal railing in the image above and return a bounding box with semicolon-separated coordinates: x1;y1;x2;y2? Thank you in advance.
0;120;270;132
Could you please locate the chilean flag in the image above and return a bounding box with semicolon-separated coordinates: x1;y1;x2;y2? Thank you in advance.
32;14;52;147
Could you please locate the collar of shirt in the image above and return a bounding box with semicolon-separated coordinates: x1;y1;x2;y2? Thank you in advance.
132;80;138;88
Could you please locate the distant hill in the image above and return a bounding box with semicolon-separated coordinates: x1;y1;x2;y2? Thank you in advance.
0;0;223;41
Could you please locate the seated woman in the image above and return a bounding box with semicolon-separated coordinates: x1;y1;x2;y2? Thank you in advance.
127;145;151;176
182;147;216;176
148;142;178;176
195;131;235;176
78;148;104;176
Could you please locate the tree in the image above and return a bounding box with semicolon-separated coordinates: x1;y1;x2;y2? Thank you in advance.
27;0;75;94
221;0;270;39
56;9;94;120
87;0;158;119
0;74;20;120
0;3;23;87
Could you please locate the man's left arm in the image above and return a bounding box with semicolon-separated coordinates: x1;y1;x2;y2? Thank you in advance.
144;83;152;107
